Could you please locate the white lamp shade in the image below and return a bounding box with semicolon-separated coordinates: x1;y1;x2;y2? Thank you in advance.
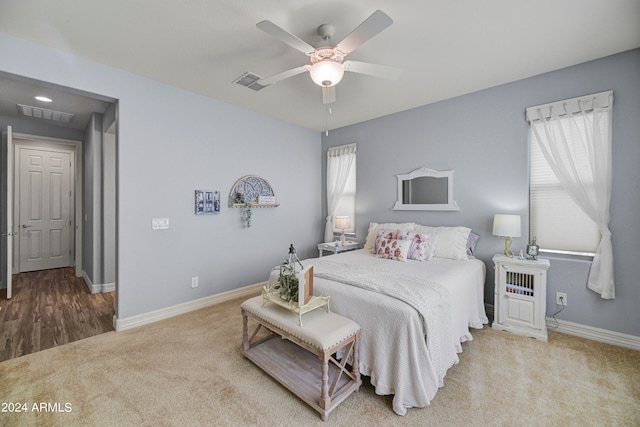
335;216;351;230
492;214;521;238
309;60;345;87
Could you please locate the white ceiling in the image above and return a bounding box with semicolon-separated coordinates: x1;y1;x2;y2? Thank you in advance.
0;0;639;132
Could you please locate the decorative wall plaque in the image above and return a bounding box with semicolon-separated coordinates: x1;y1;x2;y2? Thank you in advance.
229;175;278;207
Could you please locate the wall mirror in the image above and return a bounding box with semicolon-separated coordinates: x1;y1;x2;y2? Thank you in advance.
392;167;459;211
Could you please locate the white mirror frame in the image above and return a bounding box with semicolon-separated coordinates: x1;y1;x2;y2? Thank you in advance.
392;167;460;211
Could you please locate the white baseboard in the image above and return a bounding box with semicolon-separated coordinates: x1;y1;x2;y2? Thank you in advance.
113;282;264;332
82;271;114;294
485;303;640;351
82;271;99;294
545;318;640;351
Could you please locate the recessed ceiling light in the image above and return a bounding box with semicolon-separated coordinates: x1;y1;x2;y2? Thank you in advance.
34;95;53;103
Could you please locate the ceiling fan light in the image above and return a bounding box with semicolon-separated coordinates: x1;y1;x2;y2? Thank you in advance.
309;60;344;87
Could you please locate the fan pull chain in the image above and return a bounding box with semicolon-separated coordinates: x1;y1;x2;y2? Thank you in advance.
325;107;332;136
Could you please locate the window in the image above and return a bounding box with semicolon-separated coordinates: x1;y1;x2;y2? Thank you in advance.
527;91;612;255
332;160;356;234
529;119;600;254
526;91;614;298
324;143;356;242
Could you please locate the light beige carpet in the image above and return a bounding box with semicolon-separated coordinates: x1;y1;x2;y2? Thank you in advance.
1;295;638;427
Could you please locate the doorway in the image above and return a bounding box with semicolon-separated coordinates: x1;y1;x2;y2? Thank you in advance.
0;72;118;360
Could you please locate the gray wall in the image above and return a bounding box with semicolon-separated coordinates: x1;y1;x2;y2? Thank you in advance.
83;113;102;285
103;131;116;285
0;116;85;142
0;33;322;320
321;49;640;337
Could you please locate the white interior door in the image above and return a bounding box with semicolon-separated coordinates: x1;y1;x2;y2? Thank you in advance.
18;147;72;272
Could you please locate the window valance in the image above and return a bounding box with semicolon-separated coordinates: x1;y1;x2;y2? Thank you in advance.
327;143;356;157
525;91;613;122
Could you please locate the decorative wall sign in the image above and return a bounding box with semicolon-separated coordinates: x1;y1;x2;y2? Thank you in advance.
258;195;277;205
195;190;220;215
229;175;279;207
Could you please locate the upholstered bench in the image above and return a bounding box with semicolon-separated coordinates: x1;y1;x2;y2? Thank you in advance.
241;295;361;421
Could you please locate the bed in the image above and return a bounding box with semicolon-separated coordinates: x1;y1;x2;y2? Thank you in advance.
269;223;488;415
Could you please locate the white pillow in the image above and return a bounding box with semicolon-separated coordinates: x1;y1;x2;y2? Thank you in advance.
375;238;411;262
364;222;416;251
433;226;471;260
413;224;439;234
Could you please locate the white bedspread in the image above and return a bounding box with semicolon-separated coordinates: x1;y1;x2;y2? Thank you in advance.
294;249;488;415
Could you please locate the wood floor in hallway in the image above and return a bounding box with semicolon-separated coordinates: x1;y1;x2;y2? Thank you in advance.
0;267;115;362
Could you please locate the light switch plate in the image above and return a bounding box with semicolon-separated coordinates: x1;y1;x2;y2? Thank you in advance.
152;218;169;230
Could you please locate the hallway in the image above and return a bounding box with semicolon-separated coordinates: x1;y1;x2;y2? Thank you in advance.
0;267;115;362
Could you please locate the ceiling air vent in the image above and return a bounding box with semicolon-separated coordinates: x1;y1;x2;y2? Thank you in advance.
233;72;268;91
17;104;75;123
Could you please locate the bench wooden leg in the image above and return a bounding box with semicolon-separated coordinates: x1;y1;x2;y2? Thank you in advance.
242;312;275;351
353;332;361;391
319;351;331;410
242;310;249;351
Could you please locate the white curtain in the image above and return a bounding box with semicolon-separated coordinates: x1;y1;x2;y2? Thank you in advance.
527;91;614;299
324;143;356;243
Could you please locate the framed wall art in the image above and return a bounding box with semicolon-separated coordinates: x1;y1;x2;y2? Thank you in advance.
195;190;220;215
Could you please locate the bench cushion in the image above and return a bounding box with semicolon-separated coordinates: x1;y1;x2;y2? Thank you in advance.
241;296;360;351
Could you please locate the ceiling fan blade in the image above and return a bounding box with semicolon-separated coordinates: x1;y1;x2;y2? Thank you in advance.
343;60;402;80
256;20;315;55
322;86;336;105
257;66;309;85
336;10;393;55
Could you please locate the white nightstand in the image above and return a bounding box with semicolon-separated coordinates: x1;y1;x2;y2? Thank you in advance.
492;255;550;341
318;241;360;257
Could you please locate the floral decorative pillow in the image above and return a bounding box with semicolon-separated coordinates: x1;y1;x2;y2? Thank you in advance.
374;229;398;252
365;222;417;251
398;231;437;261
375;238;411;262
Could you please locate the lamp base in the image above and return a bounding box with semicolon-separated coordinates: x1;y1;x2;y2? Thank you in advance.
503;236;514;257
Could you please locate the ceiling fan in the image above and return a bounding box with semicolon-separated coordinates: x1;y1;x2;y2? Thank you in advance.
256;10;402;105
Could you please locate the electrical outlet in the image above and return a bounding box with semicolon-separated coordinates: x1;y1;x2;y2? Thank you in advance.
556;292;567;306
191;276;199;288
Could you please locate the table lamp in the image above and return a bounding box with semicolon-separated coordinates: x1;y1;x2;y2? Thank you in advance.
335;216;351;246
492;214;521;257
